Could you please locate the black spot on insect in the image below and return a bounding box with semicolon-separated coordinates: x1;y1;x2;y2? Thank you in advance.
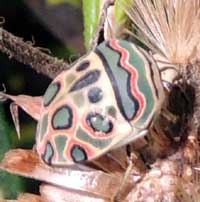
76;60;90;71
86;113;113;133
71;144;88;162
69;70;100;92
52;105;73;130
42;141;54;165
88;87;103;103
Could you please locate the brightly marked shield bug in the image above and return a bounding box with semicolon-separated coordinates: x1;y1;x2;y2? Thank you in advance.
35;38;165;166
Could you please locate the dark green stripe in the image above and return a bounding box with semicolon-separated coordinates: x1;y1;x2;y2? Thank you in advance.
118;40;155;125
69;70;100;92
95;42;139;120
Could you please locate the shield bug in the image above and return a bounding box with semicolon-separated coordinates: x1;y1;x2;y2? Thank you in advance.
36;39;165;166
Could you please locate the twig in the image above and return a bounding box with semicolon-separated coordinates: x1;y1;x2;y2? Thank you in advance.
0;27;70;78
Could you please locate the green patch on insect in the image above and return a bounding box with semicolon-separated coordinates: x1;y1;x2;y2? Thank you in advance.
0;39;165;166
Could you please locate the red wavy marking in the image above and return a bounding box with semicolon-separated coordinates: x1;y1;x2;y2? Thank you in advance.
110;39;145;119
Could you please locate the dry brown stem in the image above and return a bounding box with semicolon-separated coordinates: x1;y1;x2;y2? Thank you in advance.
0;27;69;78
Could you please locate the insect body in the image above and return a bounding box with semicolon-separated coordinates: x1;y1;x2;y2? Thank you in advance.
36;39;165;166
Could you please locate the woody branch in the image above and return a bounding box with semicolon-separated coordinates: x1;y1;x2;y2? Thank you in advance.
0;27;69;79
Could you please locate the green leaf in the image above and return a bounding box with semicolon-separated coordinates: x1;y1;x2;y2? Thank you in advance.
0;104;25;198
82;0;100;50
115;0;127;25
47;0;81;7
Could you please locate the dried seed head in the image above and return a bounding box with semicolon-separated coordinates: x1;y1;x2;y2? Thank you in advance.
120;0;200;64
